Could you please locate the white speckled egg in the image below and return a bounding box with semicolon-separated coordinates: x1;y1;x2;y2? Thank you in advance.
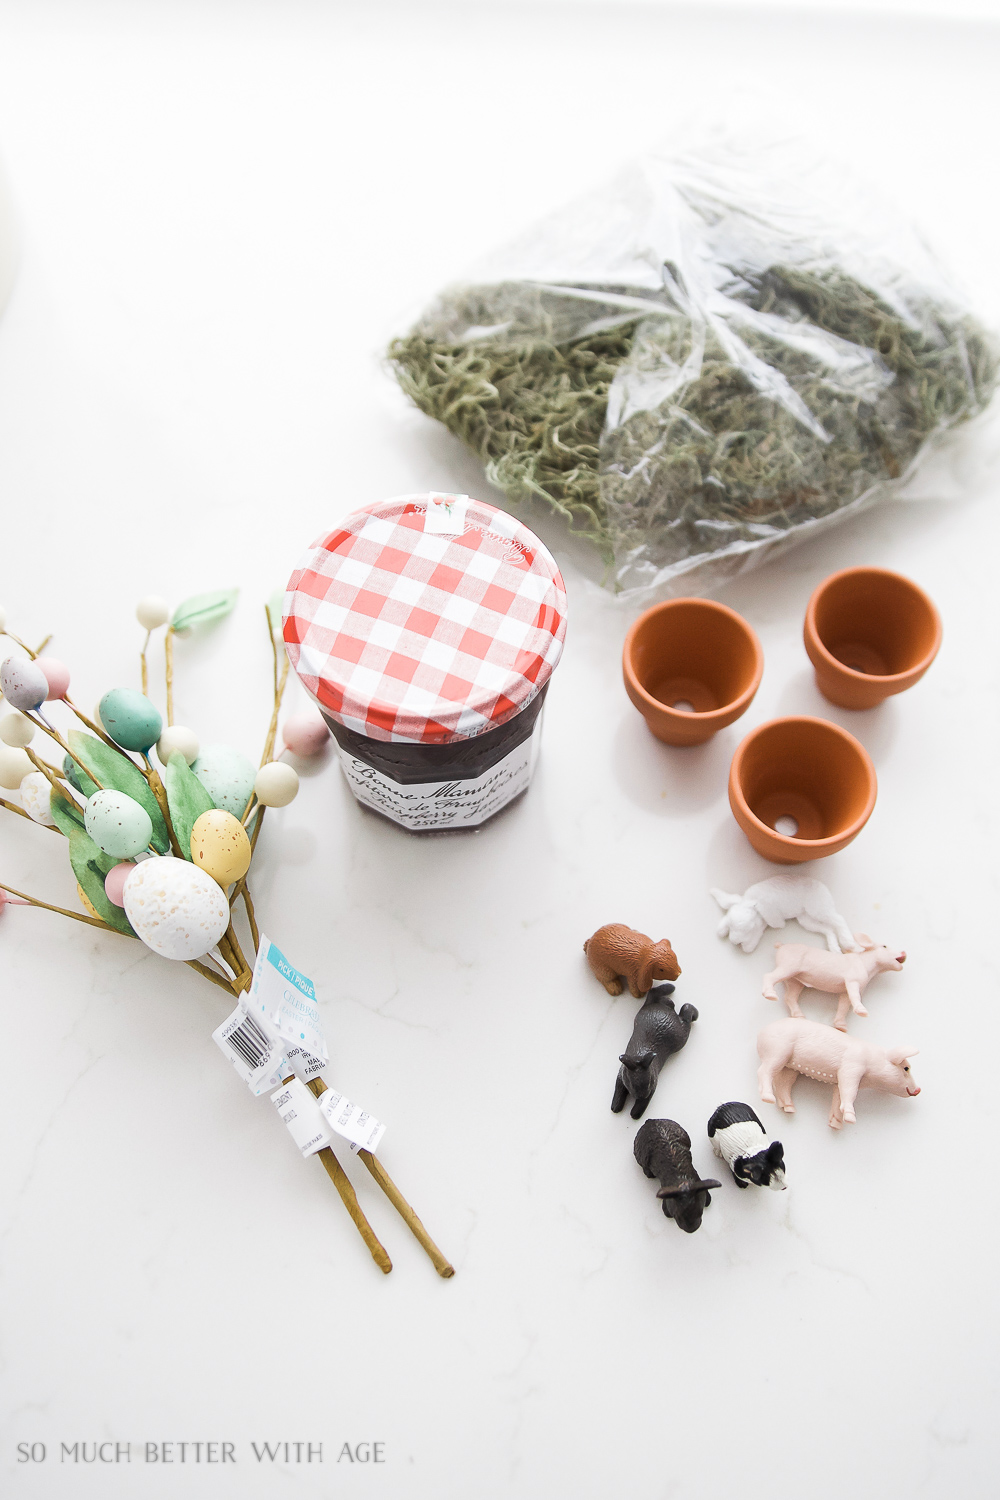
123;856;230;960
84;789;154;859
19;770;56;825
192;744;257;816
0;743;33;789
0;656;49;712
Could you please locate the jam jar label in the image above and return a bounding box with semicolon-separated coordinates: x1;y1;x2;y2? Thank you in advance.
336;721;542;831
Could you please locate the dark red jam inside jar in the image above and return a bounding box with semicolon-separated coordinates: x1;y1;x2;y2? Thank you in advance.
283;494;567;831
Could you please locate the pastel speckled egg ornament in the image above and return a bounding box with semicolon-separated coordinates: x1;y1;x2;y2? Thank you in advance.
192;744;256;816
19;770;56;825
99;688;163;754
36;657;70;699
156;725;199;767
0;743;33;789
0;711;35;748
254;761;299;807
0;657;49;712
189;809;252;886
123;857;230;960
84;789;154;859
281;712;330;758
104;862;136;908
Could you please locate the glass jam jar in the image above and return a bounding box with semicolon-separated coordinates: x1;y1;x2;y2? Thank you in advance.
282;493;567;832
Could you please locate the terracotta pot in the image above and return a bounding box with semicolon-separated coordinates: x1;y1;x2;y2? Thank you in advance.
729;716;877;864
804;567;942;711
623;599;763;747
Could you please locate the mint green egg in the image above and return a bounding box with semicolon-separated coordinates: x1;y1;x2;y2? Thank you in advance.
84;789;153;858
192;744;256;817
99;688;163;753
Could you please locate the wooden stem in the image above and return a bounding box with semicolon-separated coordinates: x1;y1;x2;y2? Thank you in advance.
187;957;238;994
62;696;124;754
30;713;106;791
141;629;151;695
240;884;260;953
144;760;183;857
35;635;52;655
165;628;175;726
1;795;59;831
24;748;73;803
0;881;114;930
314;1143;392;1275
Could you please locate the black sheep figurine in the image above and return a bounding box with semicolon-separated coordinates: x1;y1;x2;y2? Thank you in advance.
611;983;698;1119
634;1119;721;1234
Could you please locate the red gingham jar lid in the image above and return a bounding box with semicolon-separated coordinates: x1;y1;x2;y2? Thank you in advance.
282;495;568;745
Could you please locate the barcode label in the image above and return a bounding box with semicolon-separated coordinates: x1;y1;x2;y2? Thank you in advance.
213;1003;288;1096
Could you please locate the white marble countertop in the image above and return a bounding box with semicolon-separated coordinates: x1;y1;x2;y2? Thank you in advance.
1;3;998;1497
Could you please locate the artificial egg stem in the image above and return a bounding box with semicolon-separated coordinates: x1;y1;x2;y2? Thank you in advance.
186;957;240;995
144;763;183;857
27;714;106;792
140;629;151;696
0;879;115;930
241;797;258;827
305;1129;392;1275
164;628;175;727
0;795;59;831
35;634;52;656
24;748;75;803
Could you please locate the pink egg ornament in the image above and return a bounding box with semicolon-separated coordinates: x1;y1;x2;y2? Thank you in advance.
281;713;330;758
36;657;71;700
104;862;136;908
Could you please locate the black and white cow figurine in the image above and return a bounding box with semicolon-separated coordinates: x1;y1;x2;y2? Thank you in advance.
707;1101;787;1190
611;983;698;1120
633;1119;721;1234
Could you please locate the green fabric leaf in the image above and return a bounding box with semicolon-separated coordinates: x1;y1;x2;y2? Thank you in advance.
63;752;99;798
171;588;239;634
266;588;285;636
67;731;170;854
165;750;215;860
68;830;137;937
49;787;86;838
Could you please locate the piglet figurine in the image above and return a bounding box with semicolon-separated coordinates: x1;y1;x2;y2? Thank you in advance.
762;935;906;1030
612;984;697;1119
708;1102;786;1190
757;1018;919;1129
634;1120;720;1234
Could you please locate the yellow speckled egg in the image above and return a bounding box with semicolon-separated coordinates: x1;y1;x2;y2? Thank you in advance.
189;808;252;886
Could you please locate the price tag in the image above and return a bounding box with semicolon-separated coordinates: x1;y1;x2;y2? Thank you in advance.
212;1002;288;1096
270;1078;336;1157
423;492;469;536
249;936;328;1063
317;1087;386;1155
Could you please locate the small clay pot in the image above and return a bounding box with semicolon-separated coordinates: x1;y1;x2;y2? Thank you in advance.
804;567;942;711
729;716;877;864
623;599;763;747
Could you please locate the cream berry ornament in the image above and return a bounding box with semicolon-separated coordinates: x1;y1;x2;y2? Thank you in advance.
156;725;199;766
0;711;35;748
136;596;171;631
254;761;299;808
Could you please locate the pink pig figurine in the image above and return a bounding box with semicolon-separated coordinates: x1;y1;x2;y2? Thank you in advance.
761;935;906;1031
757;1019;919;1129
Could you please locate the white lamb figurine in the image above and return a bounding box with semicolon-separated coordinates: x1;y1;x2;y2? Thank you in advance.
710;875;860;955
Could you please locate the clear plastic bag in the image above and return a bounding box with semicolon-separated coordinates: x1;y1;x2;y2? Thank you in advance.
390;137;998;599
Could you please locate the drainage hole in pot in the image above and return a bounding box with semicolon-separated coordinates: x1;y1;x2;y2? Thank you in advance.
672;699;695;713
774;815;799;837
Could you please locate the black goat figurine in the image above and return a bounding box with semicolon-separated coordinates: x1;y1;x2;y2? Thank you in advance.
633;1119;721;1234
611;983;698;1119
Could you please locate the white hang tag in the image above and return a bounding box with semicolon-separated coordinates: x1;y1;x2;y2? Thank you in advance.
423;492;469;535
317;1087;387;1155
270;1078;336;1158
212;1002;288;1096
285;1046;326;1084
249;935;328;1063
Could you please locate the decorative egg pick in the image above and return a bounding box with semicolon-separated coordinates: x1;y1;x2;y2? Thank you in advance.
192;744;256;816
0;744;33;789
136;596;171;630
36;657;70;700
19;771;57;826
0;657;49;712
104;862;135;908
189;809;252;886
123;858;230;960
84;790;154;859
156;725;199;767
254;761;299;807
281;712;330;758
0;712;35;748
99;688;163;754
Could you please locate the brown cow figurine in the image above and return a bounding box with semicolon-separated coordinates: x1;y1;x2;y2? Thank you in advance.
583;924;681;998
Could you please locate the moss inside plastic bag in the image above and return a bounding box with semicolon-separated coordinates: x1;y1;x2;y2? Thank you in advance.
389;143;998;596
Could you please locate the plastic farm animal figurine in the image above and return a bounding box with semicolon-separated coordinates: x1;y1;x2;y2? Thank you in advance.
762;936;906;1030
711;875;859;955
633;1120;720;1234
757;1019;919;1129
612;984;698;1119
584;923;681;998
707;1102;786;1190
